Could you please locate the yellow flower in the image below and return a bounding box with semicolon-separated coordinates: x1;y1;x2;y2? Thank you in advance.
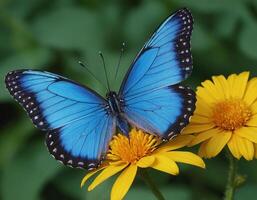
81;129;205;200
183;71;257;160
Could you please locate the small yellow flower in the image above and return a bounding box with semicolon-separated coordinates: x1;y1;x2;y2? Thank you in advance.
183;72;257;160
81;129;205;200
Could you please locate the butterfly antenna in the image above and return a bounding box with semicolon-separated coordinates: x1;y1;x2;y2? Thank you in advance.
99;51;111;92
78;61;108;91
114;42;125;80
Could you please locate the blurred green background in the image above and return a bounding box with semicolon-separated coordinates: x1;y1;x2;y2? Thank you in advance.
0;0;257;199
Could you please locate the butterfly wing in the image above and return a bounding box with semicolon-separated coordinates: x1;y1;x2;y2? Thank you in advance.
119;8;195;139
5;70;115;169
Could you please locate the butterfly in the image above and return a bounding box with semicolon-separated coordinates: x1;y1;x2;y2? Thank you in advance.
5;8;195;170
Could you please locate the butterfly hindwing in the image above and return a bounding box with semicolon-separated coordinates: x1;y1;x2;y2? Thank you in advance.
5;70;115;169
123;85;195;139
119;8;195;139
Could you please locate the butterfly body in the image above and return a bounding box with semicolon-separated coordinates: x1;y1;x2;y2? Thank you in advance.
106;91;130;135
5;8;196;170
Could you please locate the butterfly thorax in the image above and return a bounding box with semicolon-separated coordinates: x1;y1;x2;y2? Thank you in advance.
106;91;123;115
106;91;129;135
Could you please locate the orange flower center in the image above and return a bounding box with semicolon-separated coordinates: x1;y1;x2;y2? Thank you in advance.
212;99;251;131
107;129;161;164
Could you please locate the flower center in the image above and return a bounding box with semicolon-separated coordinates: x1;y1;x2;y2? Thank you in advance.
107;129;161;164
212;99;251;131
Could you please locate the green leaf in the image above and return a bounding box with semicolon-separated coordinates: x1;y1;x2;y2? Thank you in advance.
172;0;242;13
4;0;45;19
0;47;52;101
54;169;87;200
1;141;61;200
192;23;215;51
162;185;191;200
126;184;191;200
214;13;238;38
125;187;157;200
0;118;34;167
31;6;104;50
235;184;257;200
123;0;165;50
239;22;257;60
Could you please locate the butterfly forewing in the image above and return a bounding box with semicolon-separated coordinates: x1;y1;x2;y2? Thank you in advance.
119;8;195;139
5;70;115;169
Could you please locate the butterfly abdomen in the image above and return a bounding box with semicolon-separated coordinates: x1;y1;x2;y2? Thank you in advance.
107;91;130;135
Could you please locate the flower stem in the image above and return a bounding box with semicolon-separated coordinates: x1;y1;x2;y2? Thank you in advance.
224;150;238;200
140;169;165;200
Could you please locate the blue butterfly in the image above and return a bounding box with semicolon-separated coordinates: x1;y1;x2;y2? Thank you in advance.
5;8;195;170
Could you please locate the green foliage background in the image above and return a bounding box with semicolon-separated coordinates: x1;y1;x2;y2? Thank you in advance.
0;0;257;199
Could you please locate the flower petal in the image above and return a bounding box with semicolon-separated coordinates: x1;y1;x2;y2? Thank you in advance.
251;101;257;115
81;165;107;187
212;75;229;99
227;134;241;159
246;114;257;127
88;164;128;191
201;80;223;101
190;114;212;124
232;72;249;98
227;74;237;97
189;128;222;146
182;123;215;134
137;156;155;168
243;77;257;106
234;127;257;143
111;164;137;200
205;131;232;157
197;86;216;105
194;98;213;117
164;151;205;168
198;141;209;158
151;154;179;175
156;135;194;152
236;136;254;160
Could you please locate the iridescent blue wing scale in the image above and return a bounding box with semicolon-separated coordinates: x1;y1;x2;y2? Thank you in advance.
119;8;195;139
5;70;115;169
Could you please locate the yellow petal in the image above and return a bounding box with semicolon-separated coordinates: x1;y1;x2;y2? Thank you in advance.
81;165;107;187
164;151;205;168
201;80;223;101
234;127;257;143
236;136;254;160
227;134;241;159
212;75;229;99
151;154;179;175
243;77;257;106
190;114;212;124
137;156;155;168
246;114;257;127
231;72;249;98
251;101;257;114
194;97;213;117
254;143;257;158
205;131;232;157
227;74;237;97
111;164;137;200
156;135;194;153
197;86;216;105
190;128;222;146
182;123;215;134
88;164;128;191
198;141;209;158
